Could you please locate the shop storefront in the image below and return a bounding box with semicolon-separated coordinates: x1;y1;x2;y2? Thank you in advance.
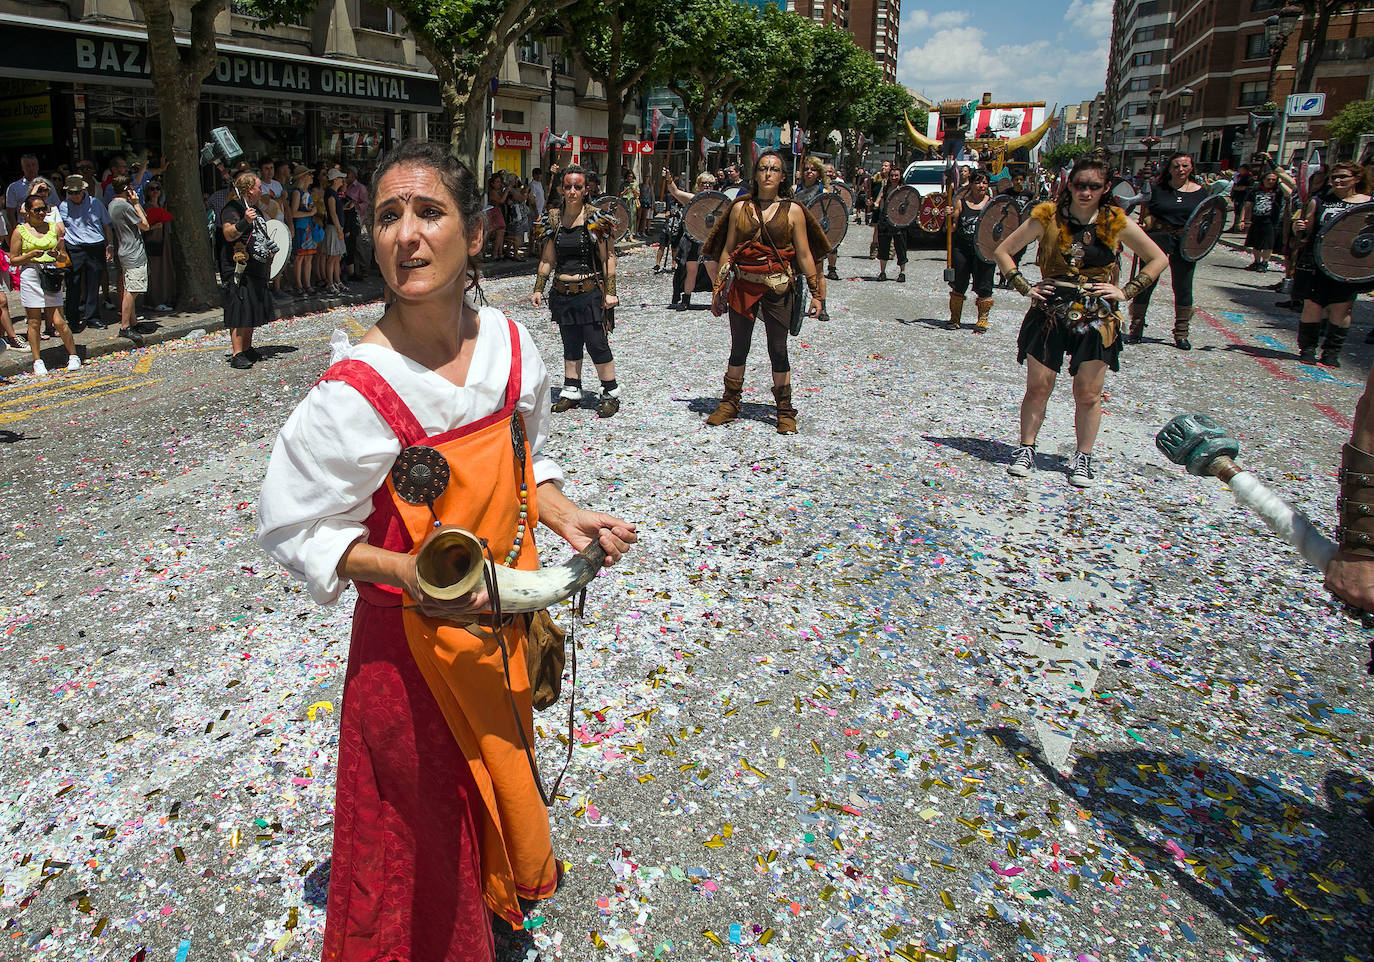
0;12;442;179
494;129;532;178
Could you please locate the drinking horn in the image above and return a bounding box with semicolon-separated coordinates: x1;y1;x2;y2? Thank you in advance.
414;526;606;610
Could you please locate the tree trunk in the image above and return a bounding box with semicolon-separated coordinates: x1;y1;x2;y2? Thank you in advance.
144;0;222;312
605;91;627;195
737;120;758;168
1295;1;1338;95
688;108;712;181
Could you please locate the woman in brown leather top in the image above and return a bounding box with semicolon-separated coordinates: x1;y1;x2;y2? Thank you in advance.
701;149;829;434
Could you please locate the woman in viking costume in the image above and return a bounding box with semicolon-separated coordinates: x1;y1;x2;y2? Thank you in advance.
993;156;1167;488
872;165;909;283
1125;152;1208;350
795;156;841;281
257;141;636;962
1292;161;1373;367
530;165;623;417
942;167;996;331
663;168;720;310
701;149;830;434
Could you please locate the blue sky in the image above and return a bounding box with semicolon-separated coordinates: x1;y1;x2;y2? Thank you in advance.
896;0;1111;110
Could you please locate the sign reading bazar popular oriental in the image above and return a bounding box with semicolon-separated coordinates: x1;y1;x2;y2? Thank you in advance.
0;18;443;110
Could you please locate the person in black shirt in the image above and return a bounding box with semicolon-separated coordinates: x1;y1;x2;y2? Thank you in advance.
1126;152;1208;350
1292;161;1373;367
531;165;622;417
217;173;274;369
943;168;995;331
999;169;1038;284
1242;171;1285;271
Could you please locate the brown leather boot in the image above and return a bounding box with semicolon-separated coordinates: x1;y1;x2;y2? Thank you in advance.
772;383;798;434
1173;305;1193;351
947;292;966;330
1126;304;1146;344
974;296;994;332
706;374;744;425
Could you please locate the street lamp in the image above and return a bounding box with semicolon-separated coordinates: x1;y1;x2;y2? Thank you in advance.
1258;4;1302;156
1178;87;1195;155
1142;85;1163;176
542;21;574;165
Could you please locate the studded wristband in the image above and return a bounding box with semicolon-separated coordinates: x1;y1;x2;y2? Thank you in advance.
1007;271;1033;296
604;274;617;297
1119;272;1157;301
1338;443;1374;556
533;272;548;294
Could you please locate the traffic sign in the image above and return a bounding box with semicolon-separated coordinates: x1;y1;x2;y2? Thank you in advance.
1286;93;1326;117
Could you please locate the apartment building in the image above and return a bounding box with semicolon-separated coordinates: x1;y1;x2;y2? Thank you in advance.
1103;0;1173;173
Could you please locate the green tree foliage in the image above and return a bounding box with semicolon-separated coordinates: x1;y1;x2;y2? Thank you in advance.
1042;141;1090;170
140;0;314;310
846;83;919;177
653;0;767;179
729;5;809;164
560;0;689;193
1327;99;1374;148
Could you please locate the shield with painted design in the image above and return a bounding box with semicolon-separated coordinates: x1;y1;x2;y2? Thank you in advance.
683;189;733;244
916;193;946;233
832;182;856;213
806;193;848;251
1179;194;1229;262
1314;201;1374;285
973;194;1022;265
883;184;921;228
591;195;631;240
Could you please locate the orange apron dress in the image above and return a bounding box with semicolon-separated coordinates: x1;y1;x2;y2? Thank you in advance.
315;319;556;962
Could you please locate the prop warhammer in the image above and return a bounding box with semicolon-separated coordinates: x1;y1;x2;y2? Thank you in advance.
1155;413;1335;572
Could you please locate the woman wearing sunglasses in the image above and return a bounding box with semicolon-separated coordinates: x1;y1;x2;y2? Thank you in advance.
993;156;1167;487
8;193;81;374
1292;161;1373;367
1125;152;1207;350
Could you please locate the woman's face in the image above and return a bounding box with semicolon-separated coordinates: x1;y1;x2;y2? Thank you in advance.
1170;156;1192;179
1262;174;1278;189
969;177;989;196
803;166;819;183
26;199;47;223
372;163;480;303
754;156;785;192
562;173;587;199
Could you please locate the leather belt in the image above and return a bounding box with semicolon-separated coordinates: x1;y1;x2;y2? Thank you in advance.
736;269;793;294
552;277;599;295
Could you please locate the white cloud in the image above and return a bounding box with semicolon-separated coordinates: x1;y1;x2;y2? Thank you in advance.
901;8;972;33
897;20;1108;107
1064;0;1113;43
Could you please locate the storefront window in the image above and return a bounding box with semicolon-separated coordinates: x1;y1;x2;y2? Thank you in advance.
207;94;308;163
318;106;390;172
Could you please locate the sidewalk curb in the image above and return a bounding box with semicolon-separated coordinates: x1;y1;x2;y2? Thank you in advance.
0;244;648;378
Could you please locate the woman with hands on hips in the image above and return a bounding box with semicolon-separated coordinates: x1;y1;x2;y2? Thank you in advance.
257;141;635;962
993;155;1167;489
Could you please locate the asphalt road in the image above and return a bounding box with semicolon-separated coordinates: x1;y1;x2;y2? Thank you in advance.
0;222;1371;962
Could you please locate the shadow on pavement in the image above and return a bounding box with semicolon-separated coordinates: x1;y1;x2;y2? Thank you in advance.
923;434;1069;472
683;396;778;427
986;726;1374;962
896;316;954;330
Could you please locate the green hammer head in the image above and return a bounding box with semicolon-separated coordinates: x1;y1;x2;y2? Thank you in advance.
1155;413;1242;476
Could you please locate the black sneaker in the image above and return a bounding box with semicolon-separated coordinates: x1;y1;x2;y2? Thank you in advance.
119;327;144;346
1007;445;1037;478
896;272;906;283
229;352;254;370
1067;451;1095;488
86;319;107;330
245;346;261;363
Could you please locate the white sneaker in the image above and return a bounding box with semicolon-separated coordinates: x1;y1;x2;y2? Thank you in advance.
1068;451;1095;488
1007;444;1037;477
32;358;48;376
66;354;81;371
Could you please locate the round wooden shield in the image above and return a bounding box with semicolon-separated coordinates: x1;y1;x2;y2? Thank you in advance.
683;190;733;244
884;184;922;228
1314;201;1374;284
793;184;822;206
391;446;450;506
806;193;848;251
832;182;856;213
974;194;1022;265
916;193;946;233
591;195;631;240
1179;194;1229;262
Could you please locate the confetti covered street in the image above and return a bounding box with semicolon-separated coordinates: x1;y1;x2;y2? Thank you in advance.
1;229;1372;962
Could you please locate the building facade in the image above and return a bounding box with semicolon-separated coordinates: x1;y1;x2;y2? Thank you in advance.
0;0;443;179
1103;0;1173;174
847;0;900;84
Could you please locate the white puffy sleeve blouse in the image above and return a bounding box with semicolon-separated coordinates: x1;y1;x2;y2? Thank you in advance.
257;307;563;605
